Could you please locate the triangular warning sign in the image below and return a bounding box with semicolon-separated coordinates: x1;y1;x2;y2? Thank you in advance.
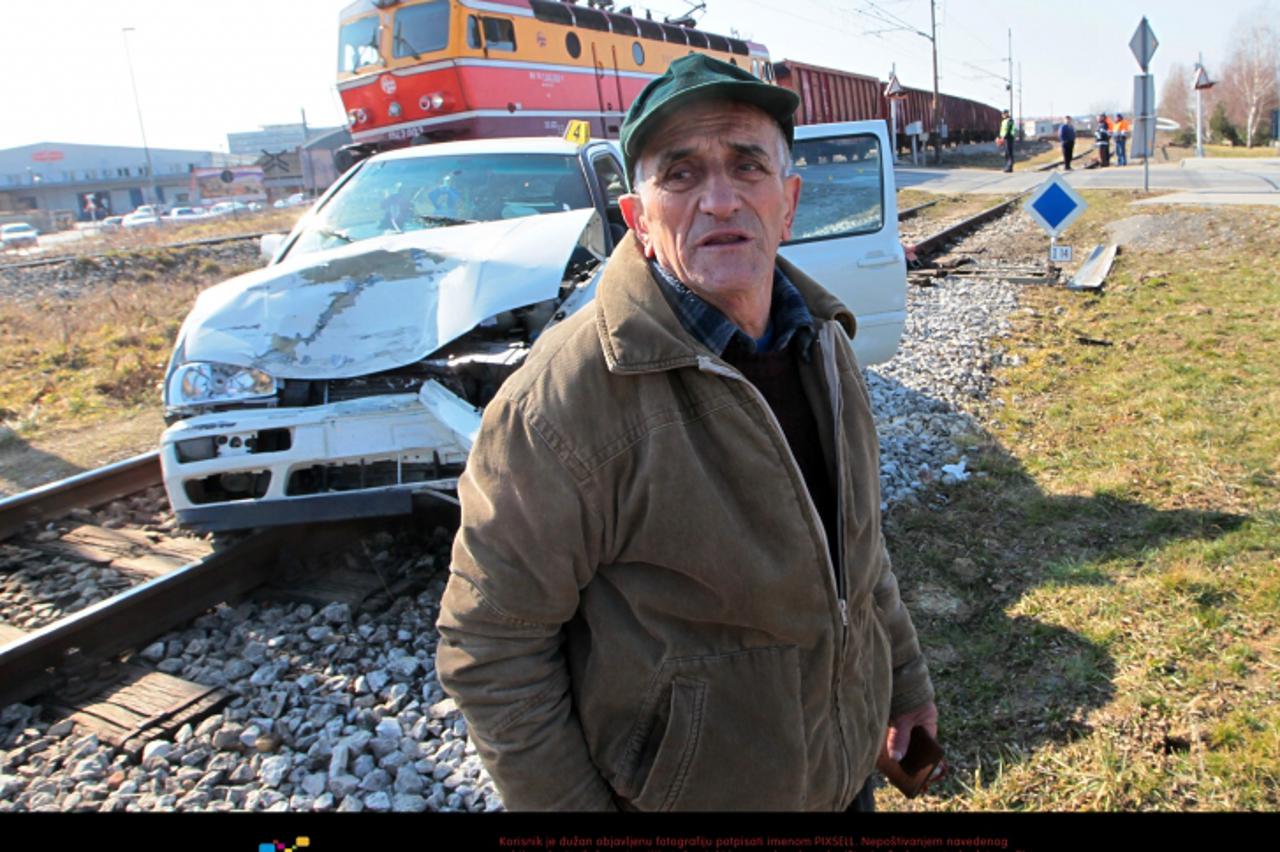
1193;66;1214;90
884;73;905;99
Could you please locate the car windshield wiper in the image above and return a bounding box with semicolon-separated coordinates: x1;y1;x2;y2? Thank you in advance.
417;214;477;227
317;227;353;244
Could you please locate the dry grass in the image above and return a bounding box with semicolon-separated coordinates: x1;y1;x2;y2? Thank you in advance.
0;258;260;444
878;200;1280;811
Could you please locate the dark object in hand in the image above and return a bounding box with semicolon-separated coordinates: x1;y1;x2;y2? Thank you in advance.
876;726;946;799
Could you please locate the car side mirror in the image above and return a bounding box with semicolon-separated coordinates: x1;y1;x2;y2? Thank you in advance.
260;233;286;263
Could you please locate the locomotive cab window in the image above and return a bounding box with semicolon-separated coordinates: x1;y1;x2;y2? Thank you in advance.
393;1;451;58
787;134;884;241
467;16;516;51
338;15;383;72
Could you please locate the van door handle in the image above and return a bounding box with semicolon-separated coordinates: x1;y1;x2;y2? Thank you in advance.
857;253;899;268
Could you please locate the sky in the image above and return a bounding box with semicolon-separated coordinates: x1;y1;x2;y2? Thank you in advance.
1;0;1274;154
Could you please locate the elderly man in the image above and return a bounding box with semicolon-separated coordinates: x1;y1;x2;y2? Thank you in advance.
435;54;937;812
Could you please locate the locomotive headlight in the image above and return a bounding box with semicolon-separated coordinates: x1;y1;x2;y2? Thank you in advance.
431;93;445;109
168;362;278;409
388;101;402;118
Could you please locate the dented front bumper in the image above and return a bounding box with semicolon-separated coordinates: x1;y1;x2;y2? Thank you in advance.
160;381;480;532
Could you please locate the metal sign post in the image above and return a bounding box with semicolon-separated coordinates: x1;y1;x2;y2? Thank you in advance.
1129;18;1159;192
885;71;906;165
1024;173;1088;271
1193;58;1215;158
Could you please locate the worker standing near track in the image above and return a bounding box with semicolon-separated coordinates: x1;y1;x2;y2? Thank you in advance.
435;53;938;812
1095;114;1112;168
1114;113;1130;166
998;109;1016;172
1059;117;1076;170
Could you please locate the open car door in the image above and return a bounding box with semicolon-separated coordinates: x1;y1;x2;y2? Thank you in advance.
779;120;906;366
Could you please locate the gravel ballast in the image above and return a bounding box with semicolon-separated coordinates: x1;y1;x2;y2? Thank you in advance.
0;213;1036;812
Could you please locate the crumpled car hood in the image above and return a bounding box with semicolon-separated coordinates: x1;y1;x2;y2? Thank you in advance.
177;208;597;380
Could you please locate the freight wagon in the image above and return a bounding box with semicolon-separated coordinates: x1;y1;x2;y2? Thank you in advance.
775;59;1000;153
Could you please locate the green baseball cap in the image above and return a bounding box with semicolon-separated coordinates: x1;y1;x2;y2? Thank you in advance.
620;53;800;187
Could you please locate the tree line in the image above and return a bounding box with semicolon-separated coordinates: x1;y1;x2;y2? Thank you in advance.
1159;7;1278;147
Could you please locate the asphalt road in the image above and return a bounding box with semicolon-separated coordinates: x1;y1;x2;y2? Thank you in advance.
897;156;1280;206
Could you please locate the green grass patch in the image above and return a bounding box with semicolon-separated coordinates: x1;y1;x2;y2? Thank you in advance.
879;202;1280;811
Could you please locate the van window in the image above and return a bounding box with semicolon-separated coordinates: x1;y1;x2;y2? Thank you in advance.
787;135;884;241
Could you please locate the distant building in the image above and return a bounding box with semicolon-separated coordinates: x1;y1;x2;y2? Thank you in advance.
227;124;350;199
1024;117;1090;139
0;142;252;230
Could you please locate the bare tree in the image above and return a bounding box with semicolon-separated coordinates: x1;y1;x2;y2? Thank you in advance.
1220;14;1279;146
1160;62;1193;128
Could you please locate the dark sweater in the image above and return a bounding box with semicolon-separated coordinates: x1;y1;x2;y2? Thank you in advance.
724;337;839;571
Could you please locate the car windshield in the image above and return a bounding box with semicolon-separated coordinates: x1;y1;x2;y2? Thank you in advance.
285;152;592;259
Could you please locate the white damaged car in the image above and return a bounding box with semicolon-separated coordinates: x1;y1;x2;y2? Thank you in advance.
160;125;906;531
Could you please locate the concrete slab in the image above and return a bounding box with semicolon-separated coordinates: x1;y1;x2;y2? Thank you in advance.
1131;192;1280;206
897;157;1280;204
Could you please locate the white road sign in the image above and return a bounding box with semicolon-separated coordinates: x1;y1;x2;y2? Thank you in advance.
1132;74;1157;158
1023;173;1087;239
1130;18;1158;71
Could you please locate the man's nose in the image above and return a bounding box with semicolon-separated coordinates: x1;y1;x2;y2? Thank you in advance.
697;167;741;219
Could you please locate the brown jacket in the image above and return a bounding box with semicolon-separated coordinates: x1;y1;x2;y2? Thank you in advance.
435;234;933;811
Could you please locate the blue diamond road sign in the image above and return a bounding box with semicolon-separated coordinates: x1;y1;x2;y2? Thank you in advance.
1023;173;1087;238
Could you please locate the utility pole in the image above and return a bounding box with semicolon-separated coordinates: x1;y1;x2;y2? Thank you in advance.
122;27;159;207
1007;29;1015;121
1018;61;1023;135
930;0;941;163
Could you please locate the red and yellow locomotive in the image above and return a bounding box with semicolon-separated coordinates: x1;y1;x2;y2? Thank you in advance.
337;0;767;156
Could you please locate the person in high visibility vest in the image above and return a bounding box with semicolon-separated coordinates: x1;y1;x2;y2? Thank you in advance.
998;110;1015;172
1114;113;1130;166
1095;114;1111;168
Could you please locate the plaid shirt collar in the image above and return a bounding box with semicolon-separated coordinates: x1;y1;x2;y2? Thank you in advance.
650;261;816;357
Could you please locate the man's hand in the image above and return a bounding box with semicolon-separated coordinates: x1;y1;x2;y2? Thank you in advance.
885;700;938;762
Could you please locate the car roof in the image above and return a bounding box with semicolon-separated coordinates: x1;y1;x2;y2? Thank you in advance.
2;223;35;230
371;136;608;163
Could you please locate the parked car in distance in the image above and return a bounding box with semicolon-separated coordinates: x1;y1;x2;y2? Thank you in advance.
272;192;311;209
161;123;904;533
122;211;160;229
1;222;40;249
102;215;126;230
207;201;251;217
166;206;210;222
133;204;165;217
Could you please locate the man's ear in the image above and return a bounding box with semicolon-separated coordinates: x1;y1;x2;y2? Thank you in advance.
779;173;803;242
619;194;653;257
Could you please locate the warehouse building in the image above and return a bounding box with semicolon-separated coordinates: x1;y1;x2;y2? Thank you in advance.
0;142;251;231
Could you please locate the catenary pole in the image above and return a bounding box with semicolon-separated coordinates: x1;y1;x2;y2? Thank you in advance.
121;27;158;207
931;0;941;164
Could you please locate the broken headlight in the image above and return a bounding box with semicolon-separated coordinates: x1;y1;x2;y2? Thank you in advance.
167;362;279;408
